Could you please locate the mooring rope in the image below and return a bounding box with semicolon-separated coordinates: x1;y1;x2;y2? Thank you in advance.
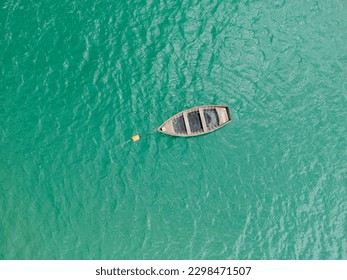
121;129;158;146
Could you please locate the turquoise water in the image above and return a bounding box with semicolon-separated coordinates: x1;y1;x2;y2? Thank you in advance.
1;0;346;259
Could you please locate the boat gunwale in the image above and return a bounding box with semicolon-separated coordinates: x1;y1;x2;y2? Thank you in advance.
157;105;231;137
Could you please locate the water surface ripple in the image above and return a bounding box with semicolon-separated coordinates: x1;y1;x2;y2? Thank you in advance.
0;0;346;259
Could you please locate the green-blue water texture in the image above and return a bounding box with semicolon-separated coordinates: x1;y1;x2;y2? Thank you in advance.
1;0;346;259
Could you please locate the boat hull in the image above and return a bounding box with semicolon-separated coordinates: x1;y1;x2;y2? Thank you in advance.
158;105;231;137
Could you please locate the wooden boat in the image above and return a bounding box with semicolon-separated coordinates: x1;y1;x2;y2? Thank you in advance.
158;105;231;137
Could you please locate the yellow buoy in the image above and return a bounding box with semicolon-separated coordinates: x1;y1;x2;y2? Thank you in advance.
131;134;140;142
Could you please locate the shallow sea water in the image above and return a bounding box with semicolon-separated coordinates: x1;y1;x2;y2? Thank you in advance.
0;0;346;259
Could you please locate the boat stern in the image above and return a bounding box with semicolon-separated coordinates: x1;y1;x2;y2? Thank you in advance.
216;106;231;125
